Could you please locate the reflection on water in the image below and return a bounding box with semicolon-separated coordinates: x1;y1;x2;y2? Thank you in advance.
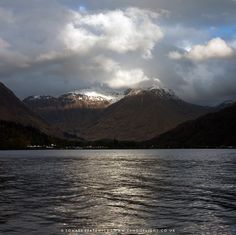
0;149;235;235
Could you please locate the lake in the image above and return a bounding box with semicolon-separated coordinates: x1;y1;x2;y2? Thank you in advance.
0;149;235;235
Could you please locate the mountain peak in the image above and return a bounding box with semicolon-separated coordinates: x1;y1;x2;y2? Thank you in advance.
125;87;179;100
67;90;114;102
66;87;125;103
24;88;116;110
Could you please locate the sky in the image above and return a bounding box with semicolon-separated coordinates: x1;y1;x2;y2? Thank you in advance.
0;0;236;105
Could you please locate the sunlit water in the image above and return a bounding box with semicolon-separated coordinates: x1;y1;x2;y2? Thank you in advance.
0;149;235;235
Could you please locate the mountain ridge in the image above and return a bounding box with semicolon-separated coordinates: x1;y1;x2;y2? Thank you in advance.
0;82;51;133
2;81;235;148
22;85;228;142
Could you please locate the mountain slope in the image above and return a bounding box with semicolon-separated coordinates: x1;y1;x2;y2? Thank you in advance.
149;103;236;148
24;93;110;110
82;88;214;141
0;120;53;149
0;120;83;149
0;82;54;135
23;90;116;135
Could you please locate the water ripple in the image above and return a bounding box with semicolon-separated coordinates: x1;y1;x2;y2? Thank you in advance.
0;149;235;235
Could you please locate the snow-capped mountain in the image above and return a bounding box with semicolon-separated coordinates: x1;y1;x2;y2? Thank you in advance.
66;87;123;103
67;90;113;102
82;86;214;141
125;87;180;100
23;88;124;136
24;89;118;110
23;86;216;141
23;86;127;110
24;86;179;109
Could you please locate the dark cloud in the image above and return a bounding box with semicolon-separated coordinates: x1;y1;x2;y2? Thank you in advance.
69;0;236;26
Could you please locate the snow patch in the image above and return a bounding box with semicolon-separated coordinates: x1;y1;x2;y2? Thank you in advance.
126;87;180;100
68;88;124;103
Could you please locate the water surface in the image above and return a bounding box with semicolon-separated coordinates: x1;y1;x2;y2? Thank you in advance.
0;149;235;235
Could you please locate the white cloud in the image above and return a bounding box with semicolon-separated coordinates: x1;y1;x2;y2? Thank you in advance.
169;38;235;61
61;7;163;58
18;6;164;91
108;69;150;88
62;22;99;54
93;56;150;88
168;51;183;60
0;4;164;86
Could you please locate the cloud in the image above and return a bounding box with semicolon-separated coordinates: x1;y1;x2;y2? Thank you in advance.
0;38;10;49
0;37;29;68
169;38;235;61
24;7;163;91
61;7;163;58
38;6;163;63
0;0;236;105
93;56;150;88
229;38;236;49
108;69;150;88
168;51;183;60
172;61;236;105
0;6;14;24
75;0;236;28
0;3;164;91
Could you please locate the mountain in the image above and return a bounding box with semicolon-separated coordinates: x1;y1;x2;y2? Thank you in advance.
24;92;110;110
149;103;236;148
0;120;50;149
0;82;53;134
0;119;85;149
82;87;215;141
24;87;123;109
23;89;122;136
23;86;219;142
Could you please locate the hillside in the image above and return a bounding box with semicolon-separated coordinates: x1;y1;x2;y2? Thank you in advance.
149;103;236;148
0;120;76;149
83;88;214;141
0;82;53;135
23;90;117;136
